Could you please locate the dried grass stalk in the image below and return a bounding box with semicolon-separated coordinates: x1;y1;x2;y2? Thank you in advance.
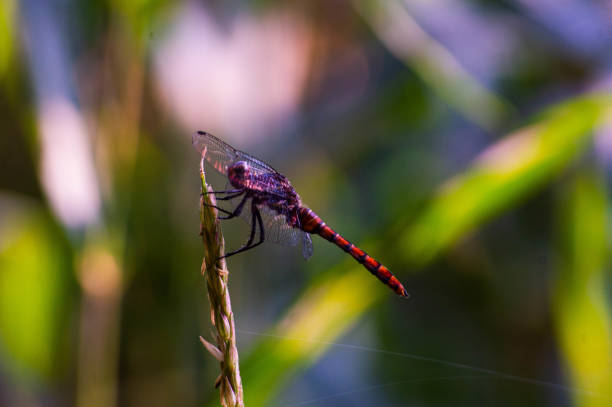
198;152;244;407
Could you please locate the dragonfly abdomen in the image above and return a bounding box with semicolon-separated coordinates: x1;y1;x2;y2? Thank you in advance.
298;207;408;297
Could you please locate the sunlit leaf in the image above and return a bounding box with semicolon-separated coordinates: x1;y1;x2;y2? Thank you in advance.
209;264;384;407
0;197;72;381
0;0;16;78
553;171;612;407
398;94;612;266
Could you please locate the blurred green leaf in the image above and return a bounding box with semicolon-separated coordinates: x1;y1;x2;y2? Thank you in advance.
234;93;612;406
398;94;612;267
0;198;71;381
0;0;16;78
236;266;383;406
553;171;611;407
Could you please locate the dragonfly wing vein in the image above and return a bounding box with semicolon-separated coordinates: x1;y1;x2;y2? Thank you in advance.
193;131;278;177
302;233;313;259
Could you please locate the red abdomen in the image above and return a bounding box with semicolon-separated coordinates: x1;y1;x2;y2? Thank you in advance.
298;207;408;297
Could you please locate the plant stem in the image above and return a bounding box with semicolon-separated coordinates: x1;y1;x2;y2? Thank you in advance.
198;152;244;407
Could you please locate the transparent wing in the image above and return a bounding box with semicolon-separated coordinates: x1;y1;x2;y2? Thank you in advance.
217;198;309;257
192;131;279;177
259;205;301;246
302;233;313;260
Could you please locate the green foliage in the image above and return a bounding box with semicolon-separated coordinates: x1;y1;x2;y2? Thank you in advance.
109;0;176;43
237;265;383;406
0;201;72;381
399;95;612;266
554;171;611;407
0;0;16;79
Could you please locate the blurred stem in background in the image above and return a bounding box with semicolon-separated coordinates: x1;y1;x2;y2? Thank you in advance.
353;0;516;131
75;238;123;407
231;93;612;407
74;15;146;407
18;0;147;405
554;169;612;407
18;1;114;406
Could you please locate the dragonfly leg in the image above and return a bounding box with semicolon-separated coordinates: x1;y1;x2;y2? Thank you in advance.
201;193;243;209
252;206;265;247
202;190;245;216
221;204;257;258
202;203;235;217
218;194;248;220
204;188;243;197
214;190;245;201
220;203;265;259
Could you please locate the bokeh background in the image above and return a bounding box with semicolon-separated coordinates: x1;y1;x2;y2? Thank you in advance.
1;0;612;406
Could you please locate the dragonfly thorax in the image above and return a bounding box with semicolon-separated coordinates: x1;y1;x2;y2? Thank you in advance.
228;161;250;188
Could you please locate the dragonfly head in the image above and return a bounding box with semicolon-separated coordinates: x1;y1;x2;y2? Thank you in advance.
228;161;250;187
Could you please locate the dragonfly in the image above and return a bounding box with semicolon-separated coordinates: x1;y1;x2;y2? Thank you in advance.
193;131;408;297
